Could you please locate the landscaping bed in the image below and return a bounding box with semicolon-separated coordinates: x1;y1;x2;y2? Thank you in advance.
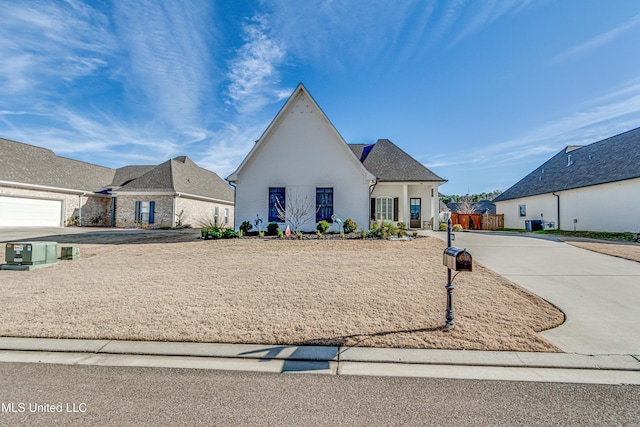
0;233;564;351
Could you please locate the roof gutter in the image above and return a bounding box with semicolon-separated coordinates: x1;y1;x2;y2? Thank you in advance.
0;180;103;196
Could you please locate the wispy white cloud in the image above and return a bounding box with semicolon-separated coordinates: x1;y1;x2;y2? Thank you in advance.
112;0;216;129
447;0;531;46
0;1;114;94
444;79;640;172
553;12;640;62
226;15;289;115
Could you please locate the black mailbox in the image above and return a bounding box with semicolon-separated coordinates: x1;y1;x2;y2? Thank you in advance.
443;247;472;271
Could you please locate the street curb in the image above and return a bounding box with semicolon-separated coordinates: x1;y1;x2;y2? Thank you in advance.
1;337;639;372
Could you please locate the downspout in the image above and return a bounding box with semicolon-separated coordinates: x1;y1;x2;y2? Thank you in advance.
78;192;88;227
228;181;237;230
553;192;560;230
173;193;179;228
368;179;378;223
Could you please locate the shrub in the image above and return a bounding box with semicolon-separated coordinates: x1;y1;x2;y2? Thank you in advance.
296;231;303;239
202;226;222;239
412;231;418;238
361;229;367;239
340;231;345;238
267;222;280;236
343;218;358;234
452;224;463;232
397;222;407;230
222;228;238;239
258;230;265;238
367;221;400;239
277;229;284;238
439;222;448;231
316;220;330;233
316;231;323;239
239;221;253;234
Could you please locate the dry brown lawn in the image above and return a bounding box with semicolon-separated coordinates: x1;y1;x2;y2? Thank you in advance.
566;241;640;263
1;232;564;351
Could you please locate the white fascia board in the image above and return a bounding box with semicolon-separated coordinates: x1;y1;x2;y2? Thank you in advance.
111;191;177;197
0;180;106;197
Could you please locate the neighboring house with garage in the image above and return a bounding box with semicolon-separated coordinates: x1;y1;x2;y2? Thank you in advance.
0;137;234;228
493;127;640;232
227;83;445;232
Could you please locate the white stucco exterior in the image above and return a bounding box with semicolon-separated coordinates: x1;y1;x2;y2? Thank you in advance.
229;86;375;232
495;177;640;232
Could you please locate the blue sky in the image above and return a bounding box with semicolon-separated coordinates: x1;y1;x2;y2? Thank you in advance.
1;0;639;195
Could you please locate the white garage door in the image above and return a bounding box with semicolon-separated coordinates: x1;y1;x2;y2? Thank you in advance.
0;196;62;227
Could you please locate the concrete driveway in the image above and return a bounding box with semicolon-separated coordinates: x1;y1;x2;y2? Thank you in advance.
429;231;640;355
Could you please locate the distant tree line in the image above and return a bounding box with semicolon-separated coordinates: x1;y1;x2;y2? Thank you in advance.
441;190;503;204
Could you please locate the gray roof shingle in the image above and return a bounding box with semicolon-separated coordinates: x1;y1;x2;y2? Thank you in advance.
348;139;446;182
0;137;115;192
493;127;640;202
118;156;234;202
1;138;233;202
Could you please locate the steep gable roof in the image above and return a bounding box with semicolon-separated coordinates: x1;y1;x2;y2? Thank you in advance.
118;156;233;202
0;137;115;192
349;139;446;182
227;83;375;182
494;127;640;202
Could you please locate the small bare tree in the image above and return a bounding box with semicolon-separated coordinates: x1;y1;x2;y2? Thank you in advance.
457;196;477;214
275;190;320;232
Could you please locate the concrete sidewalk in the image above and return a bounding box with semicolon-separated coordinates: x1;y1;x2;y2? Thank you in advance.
1;337;639;385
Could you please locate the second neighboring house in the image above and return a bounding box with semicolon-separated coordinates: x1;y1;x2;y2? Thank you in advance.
0;137;234;228
493;127;640;232
227;83;446;232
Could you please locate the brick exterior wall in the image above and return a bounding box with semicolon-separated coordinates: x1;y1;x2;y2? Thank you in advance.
0;185;109;226
113;195;174;228
1;185;235;229
176;197;235;229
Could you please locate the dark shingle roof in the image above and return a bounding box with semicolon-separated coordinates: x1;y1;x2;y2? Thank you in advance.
348;139;446;182
0;137;233;202
446;200;496;214
0;137;115;192
494;127;640;202
119;156;234;202
111;166;156;187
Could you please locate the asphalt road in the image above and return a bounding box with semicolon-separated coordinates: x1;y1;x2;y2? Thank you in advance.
1;362;639;426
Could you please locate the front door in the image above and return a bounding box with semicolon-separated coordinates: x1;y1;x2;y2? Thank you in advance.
410;198;421;228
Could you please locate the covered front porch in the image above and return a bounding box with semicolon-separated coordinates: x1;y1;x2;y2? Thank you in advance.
370;182;441;229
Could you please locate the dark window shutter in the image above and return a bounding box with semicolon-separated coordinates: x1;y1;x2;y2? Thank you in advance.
370;198;376;220
149;201;155;224
135;201;141;222
393;197;399;221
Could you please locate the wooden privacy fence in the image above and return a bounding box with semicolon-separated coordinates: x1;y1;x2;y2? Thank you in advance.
450;213;504;230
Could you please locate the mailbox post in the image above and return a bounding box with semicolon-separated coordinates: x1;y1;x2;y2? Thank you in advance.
446;219;454;327
442;219;472;329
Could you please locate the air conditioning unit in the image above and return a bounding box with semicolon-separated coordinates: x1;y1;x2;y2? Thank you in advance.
5;242;58;265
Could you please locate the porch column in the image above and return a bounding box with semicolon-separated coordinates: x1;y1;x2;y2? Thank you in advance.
431;185;439;230
403;184;410;225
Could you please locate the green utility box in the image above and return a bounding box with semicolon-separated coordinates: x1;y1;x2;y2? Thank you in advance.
5;242;58;265
61;246;80;260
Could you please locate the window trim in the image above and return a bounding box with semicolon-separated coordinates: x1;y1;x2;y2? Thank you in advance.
269;187;285;223
316;187;334;222
376;197;393;221
518;204;526;217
